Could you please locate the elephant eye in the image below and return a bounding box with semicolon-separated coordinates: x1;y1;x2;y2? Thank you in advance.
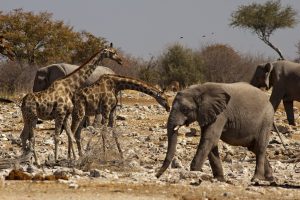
181;107;190;114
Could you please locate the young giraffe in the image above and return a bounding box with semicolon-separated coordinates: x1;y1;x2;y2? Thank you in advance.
20;44;122;164
0;35;15;61
71;74;171;156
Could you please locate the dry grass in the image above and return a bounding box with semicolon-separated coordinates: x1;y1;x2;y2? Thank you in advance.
76;127;125;171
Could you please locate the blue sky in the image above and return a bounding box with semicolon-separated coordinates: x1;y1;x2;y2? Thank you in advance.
1;0;300;60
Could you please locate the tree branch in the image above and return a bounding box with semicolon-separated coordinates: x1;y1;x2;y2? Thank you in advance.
260;37;285;60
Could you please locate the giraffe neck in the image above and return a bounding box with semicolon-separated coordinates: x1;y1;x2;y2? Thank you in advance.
63;50;105;91
107;75;162;99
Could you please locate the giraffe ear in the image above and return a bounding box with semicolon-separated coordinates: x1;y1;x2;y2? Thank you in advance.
110;42;113;48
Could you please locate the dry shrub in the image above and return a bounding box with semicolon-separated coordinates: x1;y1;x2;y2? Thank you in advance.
77;127;125;171
0;61;37;95
200;43;271;83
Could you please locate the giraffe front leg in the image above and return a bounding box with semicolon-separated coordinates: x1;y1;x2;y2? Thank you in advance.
54;115;65;162
20;122;30;153
108;105;117;128
71;108;85;157
64;115;76;160
100;106;111;158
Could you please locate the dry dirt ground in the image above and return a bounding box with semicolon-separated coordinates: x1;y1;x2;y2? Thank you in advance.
0;91;300;200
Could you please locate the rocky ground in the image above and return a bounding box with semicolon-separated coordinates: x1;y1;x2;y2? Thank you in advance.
0;90;300;200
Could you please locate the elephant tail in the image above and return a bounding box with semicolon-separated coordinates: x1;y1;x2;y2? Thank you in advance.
0;97;22;107
0;97;14;103
272;122;289;153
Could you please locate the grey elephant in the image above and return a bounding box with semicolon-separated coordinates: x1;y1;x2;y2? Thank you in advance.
251;60;300;126
156;82;275;183
33;63;115;92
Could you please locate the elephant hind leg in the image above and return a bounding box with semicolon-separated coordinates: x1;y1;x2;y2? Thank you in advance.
283;100;296;126
208;146;225;182
264;156;274;182
248;137;271;182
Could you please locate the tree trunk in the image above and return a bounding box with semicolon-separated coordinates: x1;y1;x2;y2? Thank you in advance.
261;38;285;60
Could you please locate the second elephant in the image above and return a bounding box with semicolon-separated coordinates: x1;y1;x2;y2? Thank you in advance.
33;63;115;92
251;60;300;125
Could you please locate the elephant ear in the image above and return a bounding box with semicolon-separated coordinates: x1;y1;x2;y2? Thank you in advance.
48;65;67;84
194;87;230;127
264;63;273;73
264;63;274;89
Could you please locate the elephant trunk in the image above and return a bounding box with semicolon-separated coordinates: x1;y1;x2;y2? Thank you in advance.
156;120;178;178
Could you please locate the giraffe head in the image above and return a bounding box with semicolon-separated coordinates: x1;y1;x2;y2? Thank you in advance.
156;91;171;112
98;43;122;65
0;35;15;61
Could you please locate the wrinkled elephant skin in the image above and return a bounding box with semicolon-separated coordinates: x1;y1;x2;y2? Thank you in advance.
157;82;275;183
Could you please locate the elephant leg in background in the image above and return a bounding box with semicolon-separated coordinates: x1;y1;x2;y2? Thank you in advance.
190;115;226;172
283;100;296;126
93;114;102;128
84;116;93;127
208;146;225;182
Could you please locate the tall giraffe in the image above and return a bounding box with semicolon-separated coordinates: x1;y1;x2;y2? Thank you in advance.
71;74;170;156
20;44;122;164
0;35;15;61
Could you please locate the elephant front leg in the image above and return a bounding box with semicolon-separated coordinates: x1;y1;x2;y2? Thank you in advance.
283;100;296;126
190;116;225;171
208;146;225;182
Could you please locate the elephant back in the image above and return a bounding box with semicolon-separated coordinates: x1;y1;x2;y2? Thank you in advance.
84;66;115;87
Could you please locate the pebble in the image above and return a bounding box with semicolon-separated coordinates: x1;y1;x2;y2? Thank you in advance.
90;169;101;178
69;182;79;189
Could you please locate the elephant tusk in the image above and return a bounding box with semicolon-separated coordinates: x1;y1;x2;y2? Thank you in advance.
174;125;181;131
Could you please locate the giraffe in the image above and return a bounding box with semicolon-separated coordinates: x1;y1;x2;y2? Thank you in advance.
71;74;171;156
0;35;15;61
20;43;122;164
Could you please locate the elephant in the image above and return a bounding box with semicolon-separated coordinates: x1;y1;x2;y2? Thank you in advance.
250;60;300;126
33;63;115;92
156;82;275;183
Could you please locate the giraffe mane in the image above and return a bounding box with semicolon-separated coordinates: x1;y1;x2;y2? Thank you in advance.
102;74;164;94
64;48;106;79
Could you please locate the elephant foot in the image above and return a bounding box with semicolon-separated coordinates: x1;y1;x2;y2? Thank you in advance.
289;122;296;126
266;176;277;185
190;165;202;171
251;175;276;185
251;174;265;183
214;175;226;182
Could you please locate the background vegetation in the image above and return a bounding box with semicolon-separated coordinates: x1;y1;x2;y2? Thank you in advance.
0;3;299;95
